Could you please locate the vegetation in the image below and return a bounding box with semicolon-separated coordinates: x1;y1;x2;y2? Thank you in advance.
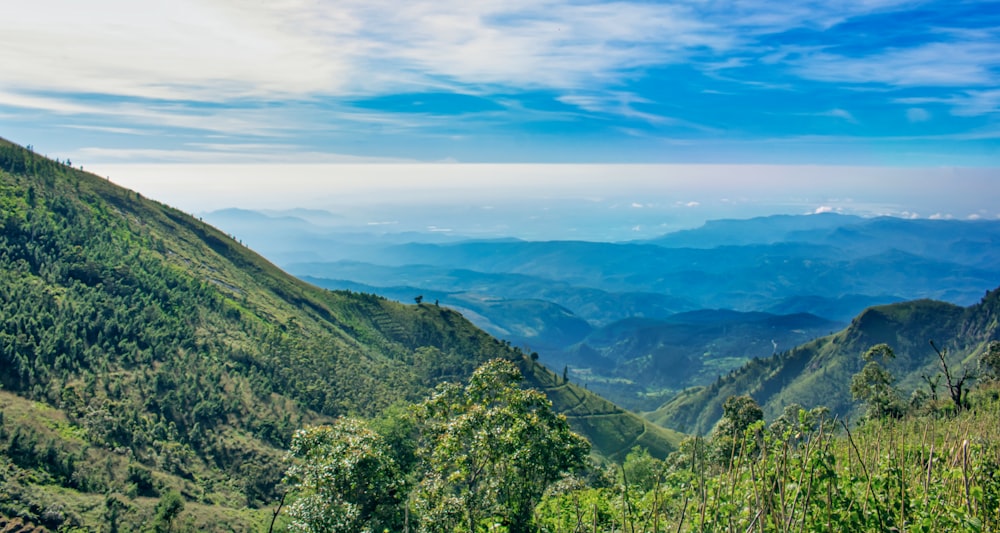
283;360;590;532
650;293;999;434
2;137;999;530
279;357;1000;532
0;137;676;529
536;382;1000;532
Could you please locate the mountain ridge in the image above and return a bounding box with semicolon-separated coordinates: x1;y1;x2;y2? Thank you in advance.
648;289;1000;434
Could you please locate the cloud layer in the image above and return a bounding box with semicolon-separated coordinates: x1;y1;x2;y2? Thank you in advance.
1;0;999;164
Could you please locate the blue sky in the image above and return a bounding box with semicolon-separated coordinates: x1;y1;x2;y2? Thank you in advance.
2;0;999;165
1;0;999;238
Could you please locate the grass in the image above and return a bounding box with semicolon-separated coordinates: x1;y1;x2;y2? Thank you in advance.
539;383;1000;532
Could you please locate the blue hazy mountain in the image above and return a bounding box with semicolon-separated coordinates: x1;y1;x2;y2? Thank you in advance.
206;210;1000;409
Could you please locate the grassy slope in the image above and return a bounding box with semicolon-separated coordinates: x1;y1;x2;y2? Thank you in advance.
0;138;678;530
649;292;1000;434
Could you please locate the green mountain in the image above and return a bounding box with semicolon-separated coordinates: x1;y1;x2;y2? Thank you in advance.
649;288;1000;434
0;138;679;530
557;310;842;411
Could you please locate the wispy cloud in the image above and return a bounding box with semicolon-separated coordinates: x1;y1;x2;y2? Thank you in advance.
812;109;858;123
0;0;726;102
897;90;1000;117
0;90;291;136
74;145;417;164
906;108;931;122
791;41;1000;87
2;0;999;165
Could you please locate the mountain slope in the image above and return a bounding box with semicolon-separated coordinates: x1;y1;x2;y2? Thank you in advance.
558;310;842;411
649;289;1000;434
0;139;677;530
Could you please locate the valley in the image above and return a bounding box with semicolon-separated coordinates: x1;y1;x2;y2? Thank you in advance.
205;206;1000;412
1;137;998;531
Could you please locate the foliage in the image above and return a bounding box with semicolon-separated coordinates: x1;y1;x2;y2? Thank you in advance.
284;419;402;533
151;490;184;533
412;359;591;532
981;341;1000;382
537;383;1000;532
650;293;997;434
851;343;904;419
711;394;763;466
0;138;607;528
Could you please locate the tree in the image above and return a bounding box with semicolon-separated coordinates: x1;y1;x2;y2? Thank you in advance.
283;418;403;533
851;344;903;419
413;359;590;532
622;447;663;493
151;490;184;533
980;341;1000;382
712;395;763;465
930;340;974;412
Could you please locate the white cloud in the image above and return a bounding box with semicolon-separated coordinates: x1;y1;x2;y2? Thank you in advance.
0;90;290;136
0;0;351;102
928;212;953;220
818;109;857;123
792;41;1000;87
0;0;946;107
74;146;415;164
0;0;730;103
897;90;1000;117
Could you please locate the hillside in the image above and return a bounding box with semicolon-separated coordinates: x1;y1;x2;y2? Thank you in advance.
649;289;1000;434
557;310;842;411
0;138;678;530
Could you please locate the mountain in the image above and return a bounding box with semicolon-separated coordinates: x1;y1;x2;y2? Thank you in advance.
553;310;842;411
648;288;1000;434
287;228;999;315
0;138;679;530
643;212;865;248
200;208;1000;404
295;266;696;327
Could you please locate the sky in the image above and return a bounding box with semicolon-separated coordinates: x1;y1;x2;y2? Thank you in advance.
2;0;999;238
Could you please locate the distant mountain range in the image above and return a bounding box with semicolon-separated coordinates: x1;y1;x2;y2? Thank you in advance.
205;208;1000;409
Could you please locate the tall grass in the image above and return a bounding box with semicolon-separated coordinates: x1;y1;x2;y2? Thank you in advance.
538;385;1000;532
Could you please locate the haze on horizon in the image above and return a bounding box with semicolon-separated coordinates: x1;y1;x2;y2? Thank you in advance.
2;0;998;241
101;162;997;242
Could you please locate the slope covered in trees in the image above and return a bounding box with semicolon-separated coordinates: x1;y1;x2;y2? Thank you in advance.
649;288;1000;434
0;138;677;530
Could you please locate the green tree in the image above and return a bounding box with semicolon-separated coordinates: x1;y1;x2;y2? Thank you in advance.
283;418;403;533
150;490;184;533
711;395;763;465
413;359;590;533
980;341;1000;382
622;447;663;493
851;344;903;419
